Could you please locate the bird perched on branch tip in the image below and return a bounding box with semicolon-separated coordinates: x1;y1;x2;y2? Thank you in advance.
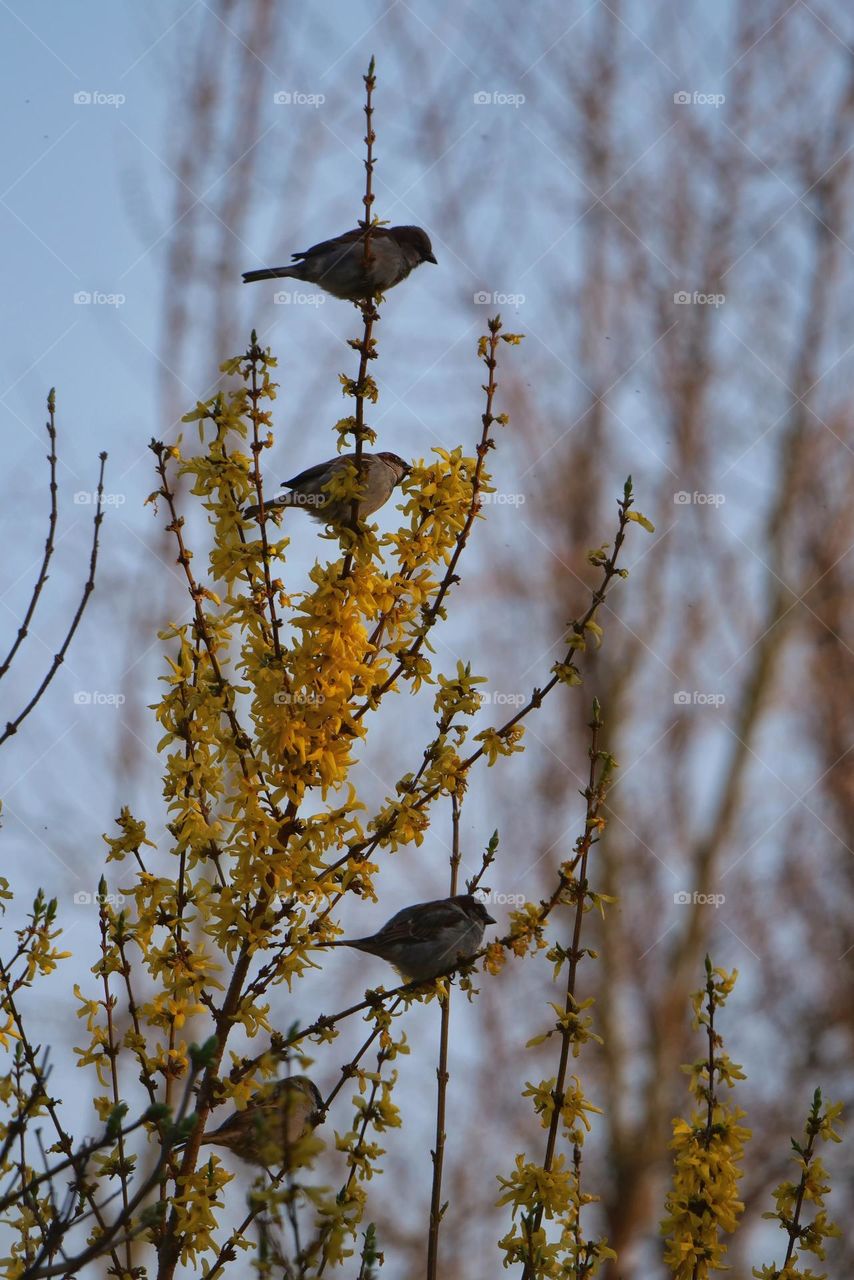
242;225;437;300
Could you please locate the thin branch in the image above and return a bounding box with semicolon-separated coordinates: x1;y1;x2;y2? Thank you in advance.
426;791;461;1280
0;450;107;746
246;338;283;658
521;699;614;1279
342;55;379;580
0;390;58;683
98;897;134;1275
314;1033;390;1277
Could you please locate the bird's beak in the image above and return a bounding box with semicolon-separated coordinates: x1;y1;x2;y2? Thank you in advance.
485;911;496;925
425;252;438;264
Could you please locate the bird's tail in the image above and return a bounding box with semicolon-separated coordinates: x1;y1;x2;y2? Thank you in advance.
242;267;299;283
244;496;294;521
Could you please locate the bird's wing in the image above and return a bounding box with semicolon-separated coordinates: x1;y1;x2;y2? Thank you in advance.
293;227;392;261
376;898;465;944
283;456;347;489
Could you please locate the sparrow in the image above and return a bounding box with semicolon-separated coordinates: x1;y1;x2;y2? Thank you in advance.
199;1076;322;1170
242;225;437;300
245;451;410;525
323;894;496;982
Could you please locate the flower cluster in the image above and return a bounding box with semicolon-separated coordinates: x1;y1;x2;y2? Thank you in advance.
661;959;751;1278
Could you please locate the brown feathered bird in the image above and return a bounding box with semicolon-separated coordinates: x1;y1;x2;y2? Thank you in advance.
200;1076;322;1170
242;225;437;300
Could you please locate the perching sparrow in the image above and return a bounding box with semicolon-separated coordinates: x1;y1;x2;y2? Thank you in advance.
200;1076;322;1170
242;225;437;300
324;894;495;982
245;451;410;525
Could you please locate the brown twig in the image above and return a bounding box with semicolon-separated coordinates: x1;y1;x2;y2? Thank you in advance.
426;791;462;1280
520;699;614;1280
342;56;379;580
97;897;134;1276
781;1089;825;1268
245;338;283;657
0;449;107;746
314;1035;391;1277
321;994;403;1118
112;919;159;1109
0;390;58;683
